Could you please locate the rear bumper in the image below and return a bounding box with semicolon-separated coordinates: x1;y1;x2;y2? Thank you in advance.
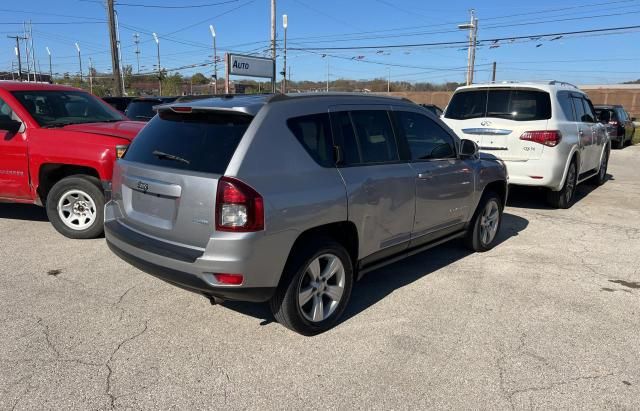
106;238;275;302
503;156;567;190
104;215;277;303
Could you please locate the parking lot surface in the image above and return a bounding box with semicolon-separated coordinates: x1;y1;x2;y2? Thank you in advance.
1;146;639;410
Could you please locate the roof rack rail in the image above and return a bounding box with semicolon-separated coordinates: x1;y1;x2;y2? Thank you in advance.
548;80;578;88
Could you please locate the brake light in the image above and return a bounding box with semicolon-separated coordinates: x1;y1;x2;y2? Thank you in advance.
215;176;264;232
520;130;562;147
171;106;192;113
214;273;244;285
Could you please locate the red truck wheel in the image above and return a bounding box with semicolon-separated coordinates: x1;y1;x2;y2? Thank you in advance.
46;176;105;239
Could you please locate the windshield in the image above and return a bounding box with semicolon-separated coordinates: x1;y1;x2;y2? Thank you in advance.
12;90;125;127
124;101;160;121
445;88;552;121
123;110;253;174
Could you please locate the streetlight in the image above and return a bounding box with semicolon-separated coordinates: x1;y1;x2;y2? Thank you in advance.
46;47;52;83
282;14;288;93
152;32;161;95
209;24;217;94
458;9;478;86
75;42;82;82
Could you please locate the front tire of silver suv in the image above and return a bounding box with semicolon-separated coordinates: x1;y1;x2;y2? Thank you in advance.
270;239;354;336
465;192;503;252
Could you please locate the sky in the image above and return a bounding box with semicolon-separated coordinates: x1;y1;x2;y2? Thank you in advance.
1;0;639;85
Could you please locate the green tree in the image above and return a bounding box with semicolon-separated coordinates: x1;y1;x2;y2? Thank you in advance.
190;72;208;85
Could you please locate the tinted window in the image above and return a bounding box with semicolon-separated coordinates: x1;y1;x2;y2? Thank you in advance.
445;88;551;121
572;97;587;123
395;111;456;160
595;108;614;122
125;98;176;121
11;90;123;127
616;108;627;121
580;99;595;123
123;110;252;174
558;92;576;122
331;112;360;165
341;110;398;165
287;113;333;167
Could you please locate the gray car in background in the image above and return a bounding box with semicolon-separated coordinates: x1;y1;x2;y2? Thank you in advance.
105;93;508;335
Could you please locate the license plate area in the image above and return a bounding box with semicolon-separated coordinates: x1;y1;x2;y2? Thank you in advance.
130;189;176;221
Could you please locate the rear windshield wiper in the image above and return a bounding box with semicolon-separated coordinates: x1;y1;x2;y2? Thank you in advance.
152;150;190;165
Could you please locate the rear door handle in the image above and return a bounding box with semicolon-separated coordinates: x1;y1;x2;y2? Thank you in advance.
417;172;432;180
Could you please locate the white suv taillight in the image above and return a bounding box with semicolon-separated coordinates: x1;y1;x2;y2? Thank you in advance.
519;130;562;147
215;176;264;232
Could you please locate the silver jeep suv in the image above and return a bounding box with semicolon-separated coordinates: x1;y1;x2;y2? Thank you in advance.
105;93;508;335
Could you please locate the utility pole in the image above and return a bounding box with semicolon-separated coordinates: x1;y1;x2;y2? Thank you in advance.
153;33;162;95
270;0;276;93
282;14;287;93
491;61;496;82
23;23;31;81
387;67;390;93
89;57;94;94
106;0;123;96
114;10;126;95
210;25;217;94
458;9;478;86
133;33;141;74
326;56;330;92
75;42;83;83
7;35;26;81
46;47;52;82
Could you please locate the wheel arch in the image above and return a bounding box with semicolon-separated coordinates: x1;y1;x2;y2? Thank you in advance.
554;148;581;192
37;164;101;205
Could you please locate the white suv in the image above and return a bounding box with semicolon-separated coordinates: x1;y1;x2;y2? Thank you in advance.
442;81;610;208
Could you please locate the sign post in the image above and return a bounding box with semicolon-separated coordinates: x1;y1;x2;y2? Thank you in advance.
225;53;275;94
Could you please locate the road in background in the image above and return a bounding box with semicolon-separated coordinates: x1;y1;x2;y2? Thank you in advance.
1;147;639;409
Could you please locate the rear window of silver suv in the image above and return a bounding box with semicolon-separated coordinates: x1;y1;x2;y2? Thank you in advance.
123;110;252;175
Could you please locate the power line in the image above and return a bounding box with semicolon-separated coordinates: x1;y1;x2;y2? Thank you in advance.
114;0;239;9
289;24;640;51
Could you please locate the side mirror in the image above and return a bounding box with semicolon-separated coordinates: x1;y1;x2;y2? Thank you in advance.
0;119;22;134
460;139;479;158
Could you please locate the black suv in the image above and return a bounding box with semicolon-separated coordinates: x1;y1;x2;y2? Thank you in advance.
125;97;177;122
595;105;636;149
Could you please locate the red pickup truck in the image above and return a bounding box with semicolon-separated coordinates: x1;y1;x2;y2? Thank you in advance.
0;82;145;238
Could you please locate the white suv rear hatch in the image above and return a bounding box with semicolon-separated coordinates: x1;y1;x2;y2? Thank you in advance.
443;87;552;161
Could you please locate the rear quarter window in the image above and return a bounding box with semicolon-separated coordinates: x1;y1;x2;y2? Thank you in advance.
287;113;334;167
123;110;252;175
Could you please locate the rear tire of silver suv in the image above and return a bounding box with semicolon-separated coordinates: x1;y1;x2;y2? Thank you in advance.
465;192;503;252
270;239;354;336
46;175;105;239
546;159;577;209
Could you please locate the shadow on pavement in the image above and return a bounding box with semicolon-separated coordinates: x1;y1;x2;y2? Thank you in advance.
506;175;613;210
0;203;48;222
220;212;529;328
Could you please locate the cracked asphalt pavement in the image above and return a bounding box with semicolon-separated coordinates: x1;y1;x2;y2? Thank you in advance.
1;146;639;409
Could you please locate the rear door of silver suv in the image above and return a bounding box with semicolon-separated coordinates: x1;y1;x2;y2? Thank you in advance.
329;105;416;263
108;108;253;251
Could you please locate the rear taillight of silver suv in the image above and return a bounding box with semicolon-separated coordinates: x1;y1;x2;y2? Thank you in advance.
519;130;562;147
215;176;264;232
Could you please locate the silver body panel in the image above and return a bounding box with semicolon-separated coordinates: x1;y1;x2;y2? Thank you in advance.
105;93;507;302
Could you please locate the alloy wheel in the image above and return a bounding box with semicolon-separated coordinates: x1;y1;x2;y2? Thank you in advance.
479;200;500;246
297;254;346;323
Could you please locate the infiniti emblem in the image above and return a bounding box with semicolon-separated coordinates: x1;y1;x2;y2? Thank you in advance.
137;181;149;193
481;120;492;126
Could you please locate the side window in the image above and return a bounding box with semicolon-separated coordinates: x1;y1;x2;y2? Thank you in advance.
287;113;333;167
557;92;576;122
0;97;19;122
332;110;399;165
581;99;596;123
572;96;587;123
616;108;627;121
395;111;456;160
